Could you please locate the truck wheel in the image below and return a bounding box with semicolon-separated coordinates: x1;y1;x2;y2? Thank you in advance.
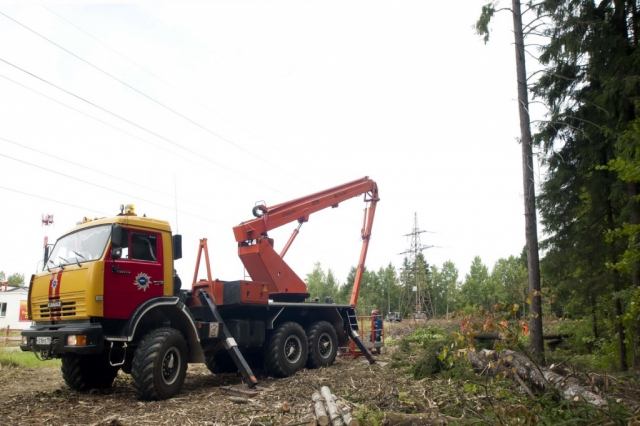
61;354;119;391
131;327;188;401
306;321;338;369
264;322;308;377
204;351;237;374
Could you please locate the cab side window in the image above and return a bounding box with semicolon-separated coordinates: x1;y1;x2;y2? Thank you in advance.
131;232;157;262
118;229;130;259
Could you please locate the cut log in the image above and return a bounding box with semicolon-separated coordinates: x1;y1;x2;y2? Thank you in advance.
334;398;359;426
467;349;606;406
321;386;343;425
312;391;329;426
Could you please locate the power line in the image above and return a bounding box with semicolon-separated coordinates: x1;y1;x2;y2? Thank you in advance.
42;5;316;188
0;185;107;215
43;6;175;96
0;10;297;179
0;152;225;226
0;58;238;177
0;64;283;194
0;184;229;247
0;135;218;212
0;136;171;197
0;73;214;172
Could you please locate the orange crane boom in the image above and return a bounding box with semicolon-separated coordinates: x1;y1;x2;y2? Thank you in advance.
232;177;379;305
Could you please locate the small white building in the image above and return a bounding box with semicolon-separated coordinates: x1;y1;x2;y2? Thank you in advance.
0;284;31;330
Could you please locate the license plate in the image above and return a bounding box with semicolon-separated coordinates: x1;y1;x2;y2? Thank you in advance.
36;336;51;345
48;301;62;308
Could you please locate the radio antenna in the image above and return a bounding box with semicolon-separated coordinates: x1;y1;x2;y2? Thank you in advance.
174;173;179;233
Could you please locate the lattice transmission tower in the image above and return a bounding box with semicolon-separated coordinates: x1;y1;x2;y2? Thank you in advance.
399;213;435;318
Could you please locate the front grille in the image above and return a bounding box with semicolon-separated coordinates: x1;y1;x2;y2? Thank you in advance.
32;291;87;320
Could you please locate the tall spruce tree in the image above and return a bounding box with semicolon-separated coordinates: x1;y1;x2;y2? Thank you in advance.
532;0;640;370
476;0;545;363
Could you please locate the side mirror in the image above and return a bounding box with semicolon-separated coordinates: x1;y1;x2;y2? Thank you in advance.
173;234;182;260
111;247;122;260
43;245;51;267
111;225;123;248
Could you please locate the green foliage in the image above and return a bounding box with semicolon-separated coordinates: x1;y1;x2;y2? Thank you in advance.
397;338;411;354
412;350;443;379
444;304;532;367
7;272;24;287
413;338;450;380
552;319;601;355
305;262;338;301
474;2;497;43
0;271;23;286
492;255;528;316
461;256;500;310
406;325;447;343
429;261;460;317
529;0;640;370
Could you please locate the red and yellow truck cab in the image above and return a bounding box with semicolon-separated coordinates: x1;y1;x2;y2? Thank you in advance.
21;205;181;356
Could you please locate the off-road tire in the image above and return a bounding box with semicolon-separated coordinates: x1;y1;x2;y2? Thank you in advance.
61;353;119;391
306;321;338;369
263;321;308;377
204;350;237;374
131;327;188;401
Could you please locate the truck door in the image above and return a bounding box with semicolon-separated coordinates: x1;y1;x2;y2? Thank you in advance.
104;229;165;319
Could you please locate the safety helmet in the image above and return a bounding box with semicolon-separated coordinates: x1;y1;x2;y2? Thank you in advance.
371;309;380;315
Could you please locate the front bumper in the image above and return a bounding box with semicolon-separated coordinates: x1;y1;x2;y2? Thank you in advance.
20;322;105;357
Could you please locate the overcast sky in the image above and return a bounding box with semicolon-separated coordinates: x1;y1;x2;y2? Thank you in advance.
0;1;542;287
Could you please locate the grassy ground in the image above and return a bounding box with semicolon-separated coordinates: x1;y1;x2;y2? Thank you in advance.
0;347;61;369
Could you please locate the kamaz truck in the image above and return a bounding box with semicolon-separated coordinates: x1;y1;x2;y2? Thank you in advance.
21;177;379;400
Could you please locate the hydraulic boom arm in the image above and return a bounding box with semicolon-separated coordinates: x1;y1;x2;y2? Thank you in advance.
232;177;379;305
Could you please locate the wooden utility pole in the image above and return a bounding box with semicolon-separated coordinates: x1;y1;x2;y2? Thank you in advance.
512;0;545;364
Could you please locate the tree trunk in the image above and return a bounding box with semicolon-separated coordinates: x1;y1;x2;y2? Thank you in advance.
512;0;545;365
334;398;359;426
615;296;628;371
628;181;640;369
605;182;628;371
591;295;598;340
468;349;606;406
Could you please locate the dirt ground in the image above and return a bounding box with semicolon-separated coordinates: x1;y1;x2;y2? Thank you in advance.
0;324;442;426
4;321;636;425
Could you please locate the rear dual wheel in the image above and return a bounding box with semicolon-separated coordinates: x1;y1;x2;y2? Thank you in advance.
306;321;338;369
264;322;308;377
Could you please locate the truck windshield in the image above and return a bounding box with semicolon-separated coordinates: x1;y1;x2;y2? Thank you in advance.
47;225;111;268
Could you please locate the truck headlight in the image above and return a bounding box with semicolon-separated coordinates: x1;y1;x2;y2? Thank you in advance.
21;336;27;345
66;335;87;346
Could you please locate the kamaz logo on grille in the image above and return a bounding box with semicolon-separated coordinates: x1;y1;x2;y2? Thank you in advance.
47;301;62;308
